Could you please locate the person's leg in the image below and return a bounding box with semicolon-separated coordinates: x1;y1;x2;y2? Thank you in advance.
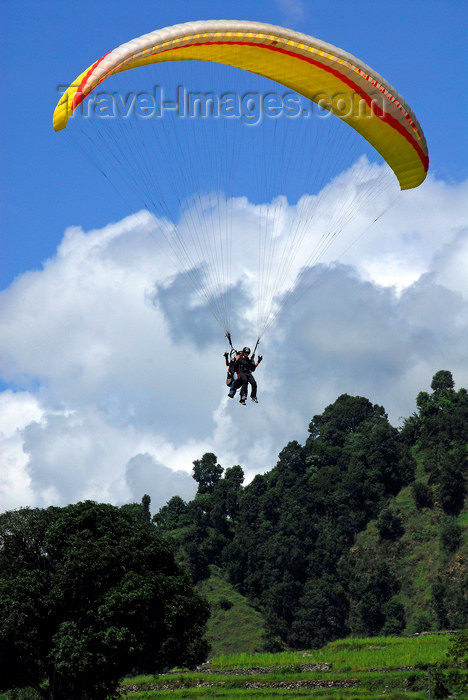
249;375;258;401
228;373;240;398
239;372;248;403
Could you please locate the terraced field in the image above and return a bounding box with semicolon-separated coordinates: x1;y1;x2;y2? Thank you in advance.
119;634;468;698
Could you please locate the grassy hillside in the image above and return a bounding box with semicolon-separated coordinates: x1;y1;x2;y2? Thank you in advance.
347;444;468;634
196;565;266;657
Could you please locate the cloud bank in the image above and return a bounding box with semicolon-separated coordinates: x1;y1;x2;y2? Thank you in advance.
1;173;467;514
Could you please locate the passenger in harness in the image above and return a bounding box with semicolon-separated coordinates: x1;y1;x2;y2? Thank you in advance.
236;346;263;405
224;349;239;398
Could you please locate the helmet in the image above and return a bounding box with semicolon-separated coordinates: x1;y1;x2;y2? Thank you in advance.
242;347;251;355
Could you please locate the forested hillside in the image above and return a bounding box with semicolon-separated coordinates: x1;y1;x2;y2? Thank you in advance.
1;371;467;699
154;370;468;651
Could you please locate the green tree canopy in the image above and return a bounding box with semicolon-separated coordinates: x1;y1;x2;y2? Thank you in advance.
192;453;224;494
0;501;209;700
376;508;405;541
153;375;468;649
153;495;189;531
221;396;415;648
431;370;455;393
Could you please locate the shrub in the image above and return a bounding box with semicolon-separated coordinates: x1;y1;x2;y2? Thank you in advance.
377;509;405;541
447;629;468;663
432;668;450;699
5;690;41;700
440;522;462;553
381;596;406;635
412;611;434;633
412;482;433;509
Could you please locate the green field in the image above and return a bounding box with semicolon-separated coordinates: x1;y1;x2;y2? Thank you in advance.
211;634;450;669
119;634;468;699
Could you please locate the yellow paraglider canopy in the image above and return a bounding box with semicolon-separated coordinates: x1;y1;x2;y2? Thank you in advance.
54;19;428;190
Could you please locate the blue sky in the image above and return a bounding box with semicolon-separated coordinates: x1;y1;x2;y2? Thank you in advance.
1;0;468;513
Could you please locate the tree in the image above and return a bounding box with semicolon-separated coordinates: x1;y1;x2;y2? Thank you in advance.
223;465;245;521
222;393;416;649
120;493;152;523
431;370;455;393
381;597;406;635
0;502;209;699
153;495;189;531
432;580;449;630
417;371;468;450
290;574;348;648
399;412;420;446
347;562;400;635
224;465;244;490
376;509;405;541
438;448;467;516
192;453;223;494
412;482;433;510
440;522;463;553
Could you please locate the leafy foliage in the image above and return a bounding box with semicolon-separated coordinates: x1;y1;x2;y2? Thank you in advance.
412;481;433;510
0;501;209;699
414;372;468;515
192;453;224;494
153;495;190;531
376;509;405;541
440;521;463;553
447;628;468;664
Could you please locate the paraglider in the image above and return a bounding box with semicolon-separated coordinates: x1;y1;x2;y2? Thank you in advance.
53;20;428;399
53;20;428;188
225;346;263;404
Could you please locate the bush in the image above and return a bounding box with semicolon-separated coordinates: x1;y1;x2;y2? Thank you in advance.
405;673;425;691
381;596;406;635
432;581;448;630
447;629;468;663
280;664;302;674
377;509;405;541
412;611;434;633
440;522;462;553
412;482;433;509
432;668;450;699
5;690;41;700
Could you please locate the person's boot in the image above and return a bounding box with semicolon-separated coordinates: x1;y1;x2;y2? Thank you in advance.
251;397;258;403
239;397;246;405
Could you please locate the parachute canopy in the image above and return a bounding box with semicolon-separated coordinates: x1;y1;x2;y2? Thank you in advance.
53;21;428;340
54;19;428;190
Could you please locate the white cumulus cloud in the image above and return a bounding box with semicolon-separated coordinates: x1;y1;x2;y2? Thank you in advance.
275;0;306;23
1;172;467;514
